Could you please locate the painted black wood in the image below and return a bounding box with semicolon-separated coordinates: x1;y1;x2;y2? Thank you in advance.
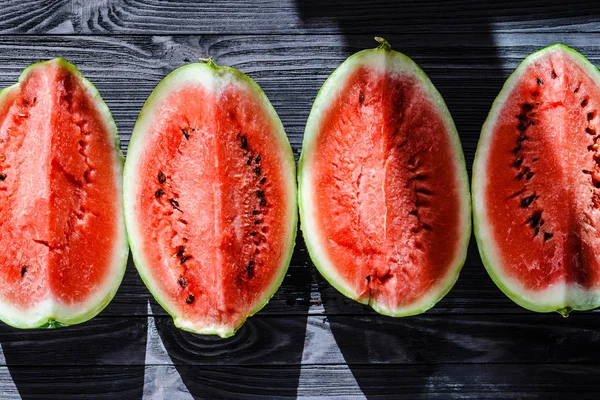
0;1;599;399
3;0;600;34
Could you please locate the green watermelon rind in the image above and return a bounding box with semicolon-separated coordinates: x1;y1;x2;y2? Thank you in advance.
124;61;297;338
298;41;471;317
473;44;600;314
0;58;128;329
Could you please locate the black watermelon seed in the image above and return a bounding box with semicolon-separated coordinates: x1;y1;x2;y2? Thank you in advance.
551;71;557;79
260;199;267;207
158;171;166;184
534;225;540;236
518;135;527;142
20;265;26;277
247;157;252;165
359;91;365;104
521;195;535;208
530;211;542;228
0;173;6;181
582;99;589;107
254;220;261;225
533;157;538;162
536;78;543;85
526;171;535;180
241;136;248;149
176;246;185;257
178;276;187;288
255;155;261;164
596;182;600;189
250;231;257;236
588;112;595;121
247;261;254;271
180;255;190;264
586;127;596;135
366;275;371;282
518;124;527;131
155;188;164;198
260;177;267;184
182;128;190;140
252;210;260;215
544;232;553;241
186;294;195;304
522;104;534;111
254;167;261;175
170;199;179;208
513;145;522;154
514;158;523;167
256;190;265;198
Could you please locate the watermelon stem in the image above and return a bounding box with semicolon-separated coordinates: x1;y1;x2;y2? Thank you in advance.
375;37;392;51
200;57;217;68
557;307;572;318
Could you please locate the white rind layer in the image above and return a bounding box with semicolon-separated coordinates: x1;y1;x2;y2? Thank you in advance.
298;43;471;317
0;58;128;328
124;62;297;337
473;44;600;313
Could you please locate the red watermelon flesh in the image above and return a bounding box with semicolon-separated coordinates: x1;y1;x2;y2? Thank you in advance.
124;62;297;336
474;45;600;312
299;40;471;316
0;59;127;327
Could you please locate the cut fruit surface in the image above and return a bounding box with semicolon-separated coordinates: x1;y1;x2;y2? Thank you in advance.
473;44;600;313
124;60;297;337
299;39;471;316
0;58;127;328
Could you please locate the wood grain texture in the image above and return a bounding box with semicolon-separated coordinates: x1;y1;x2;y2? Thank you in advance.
2;33;600;162
0;364;597;400
3;0;600;34
0;313;598;367
0;3;599;398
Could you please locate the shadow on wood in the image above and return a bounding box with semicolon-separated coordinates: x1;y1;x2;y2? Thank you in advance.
0;255;149;400
294;1;600;398
150;227;311;399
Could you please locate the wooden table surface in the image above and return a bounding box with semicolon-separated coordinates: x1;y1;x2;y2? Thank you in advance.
1;1;600;399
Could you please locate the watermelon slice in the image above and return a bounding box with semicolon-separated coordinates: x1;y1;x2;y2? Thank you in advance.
124;59;297;337
474;44;600;314
0;58;128;328
298;38;471;316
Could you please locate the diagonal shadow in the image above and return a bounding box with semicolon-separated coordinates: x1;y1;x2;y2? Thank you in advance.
295;0;600;398
0;256;148;400
150;227;311;399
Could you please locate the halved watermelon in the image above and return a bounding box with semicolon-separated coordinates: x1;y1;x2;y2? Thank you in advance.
0;58;128;328
474;44;600;314
124;59;297;337
298;38;471;316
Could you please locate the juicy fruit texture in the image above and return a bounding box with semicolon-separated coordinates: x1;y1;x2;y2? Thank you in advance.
474;44;600;313
0;58;127;328
299;39;471;316
124;61;296;337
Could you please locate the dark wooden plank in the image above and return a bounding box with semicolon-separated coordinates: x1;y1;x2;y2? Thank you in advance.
0;363;597;400
0;366;145;399
0;313;599;367
297;364;600;399
0;0;73;34
4;1;600;35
